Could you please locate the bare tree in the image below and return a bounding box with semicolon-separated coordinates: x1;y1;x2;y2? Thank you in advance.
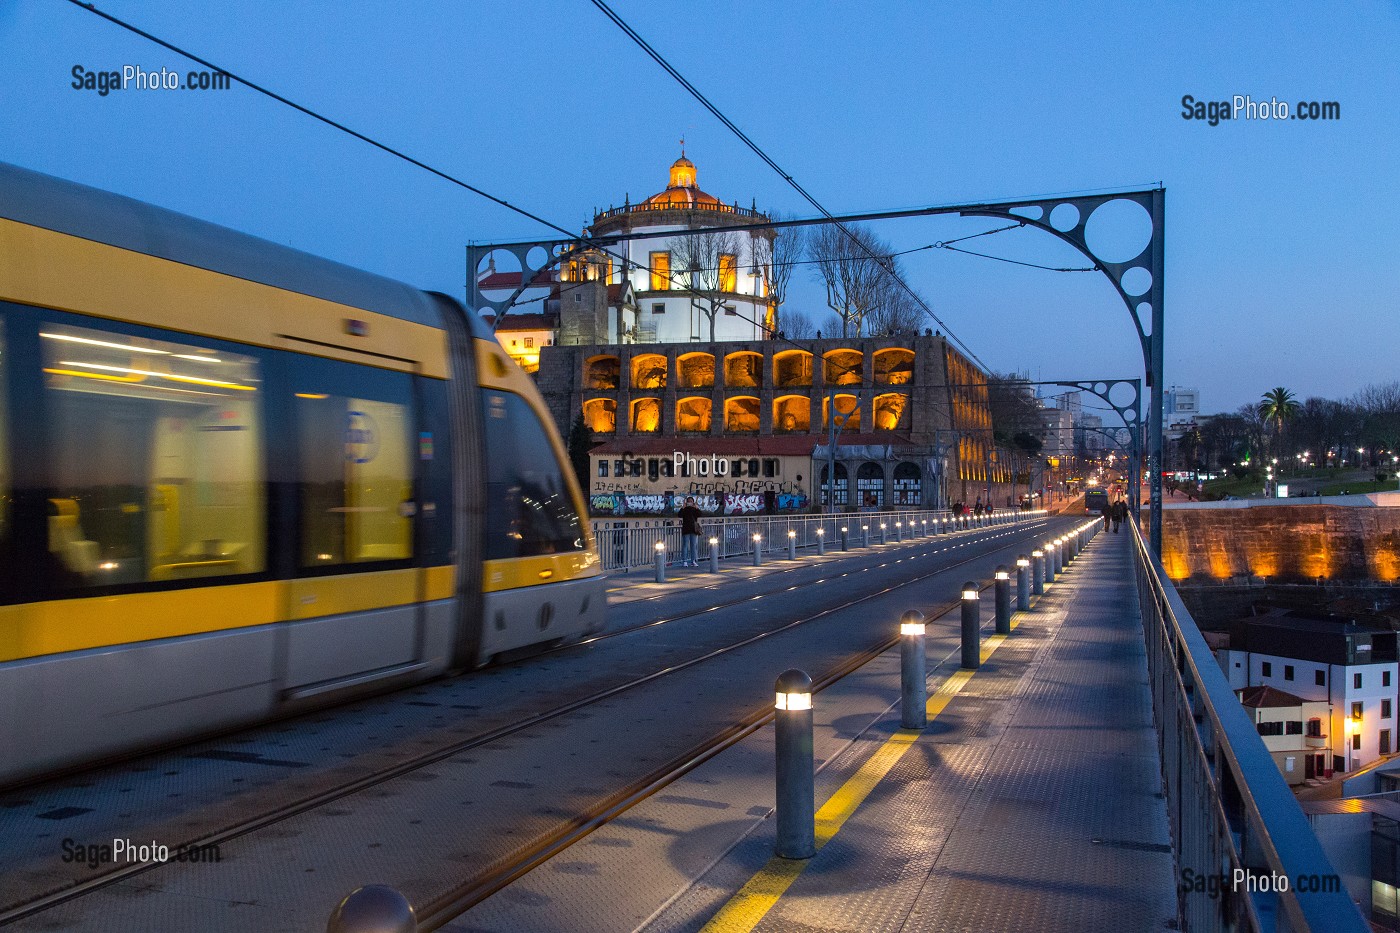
865;275;928;337
780;310;817;339
671;228;745;342
808;222;889;338
755;217;802;336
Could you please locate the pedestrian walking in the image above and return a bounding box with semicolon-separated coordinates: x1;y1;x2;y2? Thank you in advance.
679;497;703;566
1103;501;1112;531
1112;499;1126;533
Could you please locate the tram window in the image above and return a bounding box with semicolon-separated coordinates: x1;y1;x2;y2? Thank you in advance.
483;390;586;560
41;321;265;585
295;362;413;567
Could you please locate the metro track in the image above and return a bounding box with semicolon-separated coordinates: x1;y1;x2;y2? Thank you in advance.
0;517;1063;927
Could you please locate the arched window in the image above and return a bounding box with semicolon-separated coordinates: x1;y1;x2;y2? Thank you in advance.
823;349;863;386
773;349;813;387
893;462;921;506
873;392;909;431
582;398;616;433
724;351;764;388
773;395;811;433
873;348;915;385
856;462;884;508
631;353;668;389
676;396;712;433
631;397;661;433
820;462;848;507
724;396;761;432
584;355;620;390
677;351;715;388
823;394;861;431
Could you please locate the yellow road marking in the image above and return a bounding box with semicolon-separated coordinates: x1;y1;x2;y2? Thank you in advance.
699;632;1011;932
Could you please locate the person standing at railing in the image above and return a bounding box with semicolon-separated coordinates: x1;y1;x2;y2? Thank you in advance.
679;497;703;567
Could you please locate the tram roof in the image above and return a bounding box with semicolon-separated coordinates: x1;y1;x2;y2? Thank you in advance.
0;161;491;339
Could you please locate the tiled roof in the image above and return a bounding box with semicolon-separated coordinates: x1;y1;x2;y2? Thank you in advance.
1238;685;1307;708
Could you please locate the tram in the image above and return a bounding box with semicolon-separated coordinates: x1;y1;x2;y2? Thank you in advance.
0;162;604;786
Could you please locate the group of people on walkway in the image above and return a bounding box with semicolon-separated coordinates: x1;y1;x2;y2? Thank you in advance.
1102;498;1128;533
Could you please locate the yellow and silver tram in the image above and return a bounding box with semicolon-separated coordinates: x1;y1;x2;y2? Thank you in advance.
0;162;604;786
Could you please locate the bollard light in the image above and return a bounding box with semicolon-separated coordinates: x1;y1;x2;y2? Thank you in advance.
787;529;797;560
774;668;816;859
1016;555;1031;611
960;582;981;669
862;524;870;548
753;533;764;567
654;540;666;583
841;525;849;551
880;522;888;545
994;566;1011;635
1032;548;1045;595
816;526;826;556
899;609;927;729
709;536;720;573
327;885;417;933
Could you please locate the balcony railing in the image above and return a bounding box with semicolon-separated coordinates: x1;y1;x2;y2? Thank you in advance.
1131;518;1366;931
595;200;768;222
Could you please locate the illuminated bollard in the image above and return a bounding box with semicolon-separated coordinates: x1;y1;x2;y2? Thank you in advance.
900;610;927;729
753;533;764;567
327;885;417;933
1054;538;1064;575
1032;548;1045;595
994;566;1011;635
1044;541;1057;583
816;526;826;556
787;529;797;561
709;536;720;574
1016;555;1031;611
774;669;816;860
921;519;928;537
862;524;870;548
840;525;849;551
961;583;981;670
654;541;666;584
895;521;902;543
880;522;888;545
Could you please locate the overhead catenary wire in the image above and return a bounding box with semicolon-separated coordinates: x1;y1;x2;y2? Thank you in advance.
66;0;1000;427
587;0;992;373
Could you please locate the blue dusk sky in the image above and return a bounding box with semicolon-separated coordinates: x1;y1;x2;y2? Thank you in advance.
2;2;1396;415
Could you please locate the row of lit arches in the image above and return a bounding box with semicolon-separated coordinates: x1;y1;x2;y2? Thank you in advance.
584;348;915;391
582;393;911;434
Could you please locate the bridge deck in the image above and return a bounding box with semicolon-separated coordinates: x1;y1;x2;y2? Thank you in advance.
455;528;1180;932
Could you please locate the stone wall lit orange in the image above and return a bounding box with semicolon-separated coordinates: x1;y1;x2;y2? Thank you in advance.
1160;505;1400;583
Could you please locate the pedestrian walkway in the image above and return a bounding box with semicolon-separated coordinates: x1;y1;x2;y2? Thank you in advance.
454;529;1180;932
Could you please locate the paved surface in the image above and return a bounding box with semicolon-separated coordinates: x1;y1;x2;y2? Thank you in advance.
455;526;1179;932
0;517;1063;930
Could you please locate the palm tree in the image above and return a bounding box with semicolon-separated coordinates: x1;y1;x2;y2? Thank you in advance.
1258;387;1300;454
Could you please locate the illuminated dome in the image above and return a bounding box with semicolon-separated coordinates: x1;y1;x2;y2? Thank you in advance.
644;152;721;209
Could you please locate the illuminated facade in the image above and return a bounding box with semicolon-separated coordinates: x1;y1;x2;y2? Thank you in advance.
538;332;1017;511
582;151;776;344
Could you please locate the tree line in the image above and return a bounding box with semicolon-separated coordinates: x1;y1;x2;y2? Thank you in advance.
1174;384;1400;475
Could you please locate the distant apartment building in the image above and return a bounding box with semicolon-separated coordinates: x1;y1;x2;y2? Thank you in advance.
1218;611;1400;776
1164;385;1201;440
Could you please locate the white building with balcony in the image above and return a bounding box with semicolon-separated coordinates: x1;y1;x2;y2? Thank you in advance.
1217;611;1400;777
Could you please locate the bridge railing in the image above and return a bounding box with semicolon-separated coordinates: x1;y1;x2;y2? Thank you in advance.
1130;518;1366;931
589;508;1043;574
